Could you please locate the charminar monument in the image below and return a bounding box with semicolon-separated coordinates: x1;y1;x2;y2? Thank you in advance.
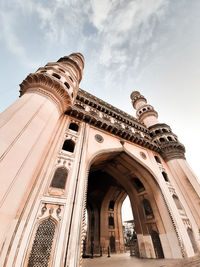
0;53;199;266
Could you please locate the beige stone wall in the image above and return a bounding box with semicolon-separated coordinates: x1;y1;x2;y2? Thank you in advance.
0;105;200;266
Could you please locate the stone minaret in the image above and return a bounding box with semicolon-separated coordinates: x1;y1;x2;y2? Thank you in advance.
131;90;200;255
0;53;84;266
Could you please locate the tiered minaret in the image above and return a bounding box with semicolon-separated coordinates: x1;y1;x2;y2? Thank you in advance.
131;91;200;256
130;91;185;161
0;53;84;265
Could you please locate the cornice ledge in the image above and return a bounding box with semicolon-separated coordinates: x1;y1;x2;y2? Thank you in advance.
77;88;143;126
67;107;159;152
159;142;186;161
19;72;72;113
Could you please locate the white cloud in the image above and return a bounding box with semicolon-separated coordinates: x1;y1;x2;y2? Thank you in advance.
90;0;114;31
87;0;169;73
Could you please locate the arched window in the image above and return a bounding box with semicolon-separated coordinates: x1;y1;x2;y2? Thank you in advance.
109;200;115;211
64;82;70;89
167;136;173;141
132;178;145;192
62;139;75;153
154;156;161;164
155;130;160;134
51;167;68;189
27;219;56;267
108;216;115;227
69;122;79;132
143;199;154;218
172;195;183;210
159;138;165;143
162;171;169;182
52;73;61;79
58;68;65;73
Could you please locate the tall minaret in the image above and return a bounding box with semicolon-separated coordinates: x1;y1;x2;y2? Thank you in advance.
131;90;200;249
0;53;84;264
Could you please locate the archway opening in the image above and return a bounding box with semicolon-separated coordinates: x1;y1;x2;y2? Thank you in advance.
84;151;165;259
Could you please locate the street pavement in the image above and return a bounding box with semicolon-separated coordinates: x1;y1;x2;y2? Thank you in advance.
83;252;200;267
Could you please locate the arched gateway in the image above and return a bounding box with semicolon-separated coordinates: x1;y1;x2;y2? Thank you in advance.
0;53;199;267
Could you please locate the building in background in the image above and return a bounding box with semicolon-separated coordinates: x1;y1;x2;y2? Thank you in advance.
0;53;199;266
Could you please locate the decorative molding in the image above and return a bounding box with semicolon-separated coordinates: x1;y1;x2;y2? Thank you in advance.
95;134;104;143
20;72;72;113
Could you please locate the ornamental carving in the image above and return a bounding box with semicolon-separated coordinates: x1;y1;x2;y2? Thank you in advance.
20;73;72;113
95;134;104;143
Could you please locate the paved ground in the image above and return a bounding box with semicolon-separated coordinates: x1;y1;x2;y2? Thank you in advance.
83;253;200;267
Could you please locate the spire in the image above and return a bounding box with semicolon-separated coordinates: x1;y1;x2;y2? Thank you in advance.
130;91;158;128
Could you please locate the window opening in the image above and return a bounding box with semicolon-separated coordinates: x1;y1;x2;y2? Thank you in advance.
62;139;75;153
51;167;68;189
69;122;79;132
52;73;61;79
109;200;115;211
154;156;161;164
162;171;169;182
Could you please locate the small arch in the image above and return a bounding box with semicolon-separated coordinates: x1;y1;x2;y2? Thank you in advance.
108;216;115;227
167;136;173;141
58;68;65;73
110;236;116;252
51;167;68;189
64;82;70;89
52;73;61;79
172;194;183;210
62;139;75;153
132;178;145;192
154;155;161;164
162;171;169;182
162;128;168;133
159;137;165;143
142;199;154;217
69;122;79;132
155;130;160;134
108;200;115;211
69;76;73;82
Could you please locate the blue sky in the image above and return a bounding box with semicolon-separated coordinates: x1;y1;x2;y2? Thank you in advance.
1;0;200;219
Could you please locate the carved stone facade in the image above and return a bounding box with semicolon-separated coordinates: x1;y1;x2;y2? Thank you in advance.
0;53;200;267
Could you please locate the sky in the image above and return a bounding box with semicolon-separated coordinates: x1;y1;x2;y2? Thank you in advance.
1;0;200;221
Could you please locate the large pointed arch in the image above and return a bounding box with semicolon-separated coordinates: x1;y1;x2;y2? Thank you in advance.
85;148;183;259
